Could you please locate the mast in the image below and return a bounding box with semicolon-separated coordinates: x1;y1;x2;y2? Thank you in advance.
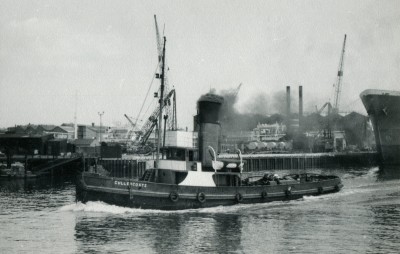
173;91;177;130
155;36;166;176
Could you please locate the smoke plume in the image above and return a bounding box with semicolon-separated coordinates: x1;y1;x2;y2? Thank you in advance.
203;86;372;149
213;86;303;132
215;87;296;132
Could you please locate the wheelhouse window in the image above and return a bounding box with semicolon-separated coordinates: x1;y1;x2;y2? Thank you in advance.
163;147;198;162
166;148;185;161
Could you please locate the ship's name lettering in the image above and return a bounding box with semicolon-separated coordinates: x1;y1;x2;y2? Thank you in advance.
114;181;147;188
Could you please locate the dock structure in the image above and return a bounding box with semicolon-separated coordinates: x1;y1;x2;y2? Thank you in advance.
85;158;147;179
31;156;82;176
220;152;378;172
0;154;83;177
84;152;378;179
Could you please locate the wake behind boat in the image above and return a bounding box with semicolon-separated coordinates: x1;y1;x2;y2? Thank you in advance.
76;22;342;210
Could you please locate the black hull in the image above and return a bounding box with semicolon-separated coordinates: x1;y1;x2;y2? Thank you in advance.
360;89;400;165
76;173;343;210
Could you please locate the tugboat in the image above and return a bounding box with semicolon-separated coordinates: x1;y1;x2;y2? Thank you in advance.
76;34;342;210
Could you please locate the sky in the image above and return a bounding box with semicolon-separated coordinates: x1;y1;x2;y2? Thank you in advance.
1;0;399;129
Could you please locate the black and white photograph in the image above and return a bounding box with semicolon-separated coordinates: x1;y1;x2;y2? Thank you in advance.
0;1;399;253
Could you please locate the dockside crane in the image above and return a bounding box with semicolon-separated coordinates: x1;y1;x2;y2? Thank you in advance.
136;89;176;145
316;102;333;115
124;114;139;140
234;83;243;98
154;15;163;62
124;114;136;127
309;35;347;152
332;34;347;114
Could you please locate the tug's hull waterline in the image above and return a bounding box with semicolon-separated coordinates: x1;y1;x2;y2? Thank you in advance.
76;173;342;210
360;89;400;165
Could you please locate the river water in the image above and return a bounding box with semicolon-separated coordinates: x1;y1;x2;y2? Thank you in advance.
1;167;399;254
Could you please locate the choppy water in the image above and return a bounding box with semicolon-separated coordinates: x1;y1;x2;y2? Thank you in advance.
1;167;400;254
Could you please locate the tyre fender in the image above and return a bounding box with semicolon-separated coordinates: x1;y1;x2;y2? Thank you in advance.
169;191;179;202
197;192;206;203
261;190;268;199
235;193;243;202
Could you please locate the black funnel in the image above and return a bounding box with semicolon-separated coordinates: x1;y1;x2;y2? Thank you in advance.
197;93;224;168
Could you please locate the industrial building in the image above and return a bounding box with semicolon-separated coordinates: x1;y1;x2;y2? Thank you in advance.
218;83;373;154
77;124;109;140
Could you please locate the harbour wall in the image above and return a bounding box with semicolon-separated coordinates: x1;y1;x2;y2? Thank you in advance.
86;158;147;178
236;152;378;171
0;155;82;176
87;152;378;178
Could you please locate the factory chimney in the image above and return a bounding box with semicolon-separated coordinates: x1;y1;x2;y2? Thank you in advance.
74;91;78;140
286;86;291;135
299;85;303;118
286;86;291;118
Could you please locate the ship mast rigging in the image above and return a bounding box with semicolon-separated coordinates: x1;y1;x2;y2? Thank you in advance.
156;36;166;173
128;16;177;152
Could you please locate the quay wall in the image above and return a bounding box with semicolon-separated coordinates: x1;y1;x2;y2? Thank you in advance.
0;155;82;176
86;158;147;178
220;152;378;171
89;152;378;178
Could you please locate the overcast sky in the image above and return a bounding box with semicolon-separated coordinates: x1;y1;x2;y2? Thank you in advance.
1;0;399;129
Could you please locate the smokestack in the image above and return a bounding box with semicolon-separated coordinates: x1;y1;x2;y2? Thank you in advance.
299;86;303;118
286;86;291;117
197;93;224;169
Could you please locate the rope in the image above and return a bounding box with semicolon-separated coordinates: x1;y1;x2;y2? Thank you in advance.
134;60;162;127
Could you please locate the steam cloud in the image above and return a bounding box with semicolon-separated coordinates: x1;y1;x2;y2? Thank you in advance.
215;87;299;132
207;86;372;148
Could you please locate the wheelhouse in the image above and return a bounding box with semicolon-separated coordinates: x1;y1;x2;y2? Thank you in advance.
145;146;243;187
